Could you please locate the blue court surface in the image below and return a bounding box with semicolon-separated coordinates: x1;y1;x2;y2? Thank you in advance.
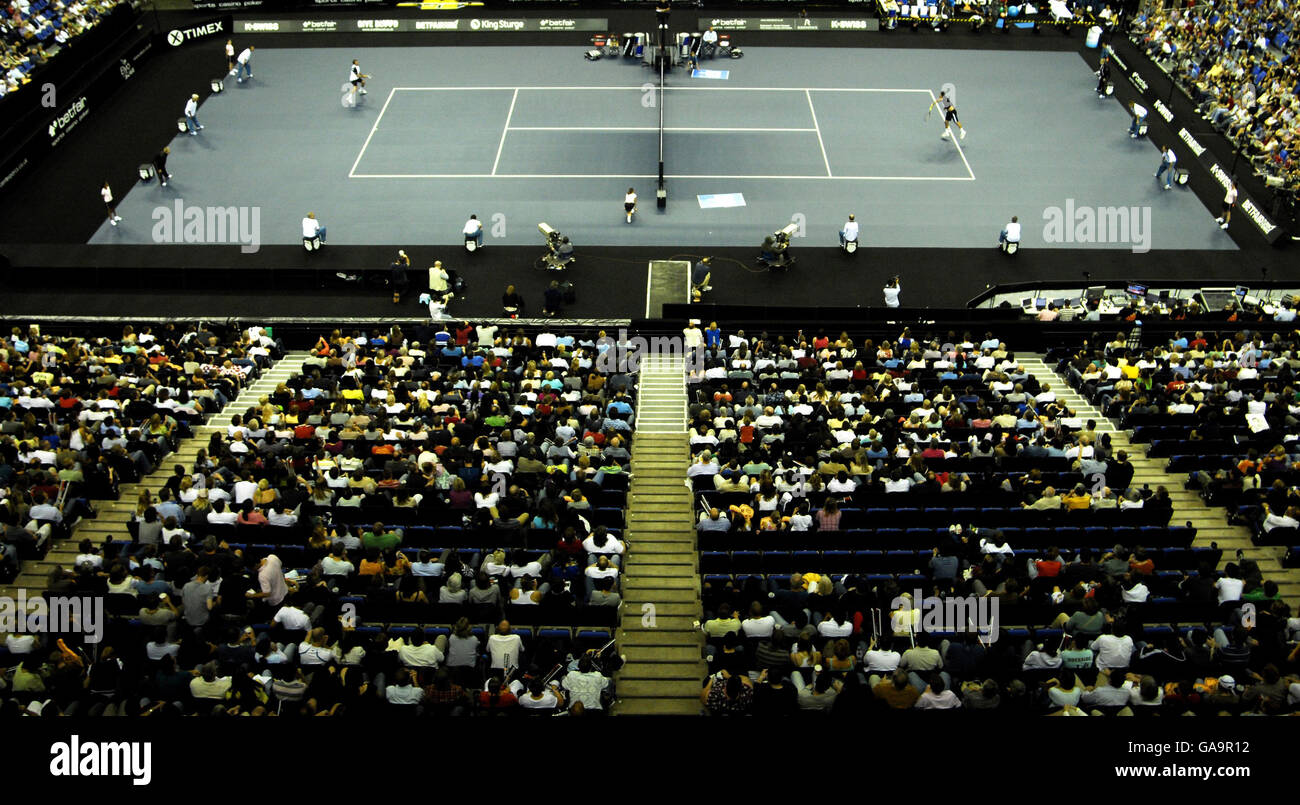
89;45;1235;252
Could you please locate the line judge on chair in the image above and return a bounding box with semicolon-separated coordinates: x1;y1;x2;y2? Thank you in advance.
302;213;326;248
840;214;859;247
998;215;1021;253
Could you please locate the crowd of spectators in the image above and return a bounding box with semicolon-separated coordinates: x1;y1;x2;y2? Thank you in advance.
688;323;1299;715
1;0;119;98
684;322;1159;514
1;323;635;716
1053;324;1300;540
1;322;267;579
1130;0;1300;193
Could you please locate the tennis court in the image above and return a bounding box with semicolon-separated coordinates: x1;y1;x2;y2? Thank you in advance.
348;86;973;181
88;44;1234;251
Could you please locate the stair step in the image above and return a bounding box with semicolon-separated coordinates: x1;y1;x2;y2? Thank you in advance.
627;542;697;555
623;645;702;663
624;578;698;592
93;512;134;524
613;698;702;716
618;661;708;680
617;680;704;698
629;537;696;548
626;571;698;585
628;527;697;537
620;602;699;617
622;588;699;604
622;615;698;631
617;629;704;648
625;557;697;569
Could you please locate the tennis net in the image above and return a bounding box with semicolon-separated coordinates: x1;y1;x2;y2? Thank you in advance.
657;29;666;195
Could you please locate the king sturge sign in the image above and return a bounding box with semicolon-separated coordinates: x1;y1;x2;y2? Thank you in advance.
469;18;527;31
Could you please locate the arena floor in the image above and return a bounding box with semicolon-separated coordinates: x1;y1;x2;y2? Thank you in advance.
86;44;1236;252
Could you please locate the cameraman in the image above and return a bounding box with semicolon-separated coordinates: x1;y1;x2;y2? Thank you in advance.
883;276;901;308
692;257;713;302
553;235;574;263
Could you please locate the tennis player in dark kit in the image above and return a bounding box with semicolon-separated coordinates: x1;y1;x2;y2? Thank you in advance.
927;90;967;141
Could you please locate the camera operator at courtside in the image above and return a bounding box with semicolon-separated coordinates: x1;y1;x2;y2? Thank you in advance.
758;223;798;271
538;222;575;271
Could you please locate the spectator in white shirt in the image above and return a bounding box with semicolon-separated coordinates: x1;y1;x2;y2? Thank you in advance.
839;213;859;246
396;628;448;668
1261;503;1300;533
487;620;524;671
271;604;313;632
207;500;238;524
1214;571;1244;604
463;214;484;248
302;213;326;245
1089;627;1134;671
999;216;1021;247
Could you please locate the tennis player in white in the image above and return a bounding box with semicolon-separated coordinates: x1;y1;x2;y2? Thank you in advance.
349;60;369;99
625;188;638;223
1216;178;1238;230
102;182;122;227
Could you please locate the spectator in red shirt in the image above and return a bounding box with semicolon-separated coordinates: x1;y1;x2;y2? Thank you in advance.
478;676;518;712
1128;550;1155;575
1034;547;1063;578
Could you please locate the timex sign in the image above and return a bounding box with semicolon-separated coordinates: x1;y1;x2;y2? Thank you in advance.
166;17;230;47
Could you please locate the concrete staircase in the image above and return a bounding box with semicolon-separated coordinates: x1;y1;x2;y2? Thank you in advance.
1021;356;1300;610
613;355;704;715
631;354;688;434
1;351;309;604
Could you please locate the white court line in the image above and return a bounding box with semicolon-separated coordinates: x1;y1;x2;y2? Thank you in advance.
351;173;976;180
351;84;973;182
806;89;832;178
389;86;936;92
491;88;518;176
506;126;819;132
928;88;976;181
347;87;397;178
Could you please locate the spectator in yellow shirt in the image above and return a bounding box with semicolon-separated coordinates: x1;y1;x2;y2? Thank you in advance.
1062;484;1093;510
